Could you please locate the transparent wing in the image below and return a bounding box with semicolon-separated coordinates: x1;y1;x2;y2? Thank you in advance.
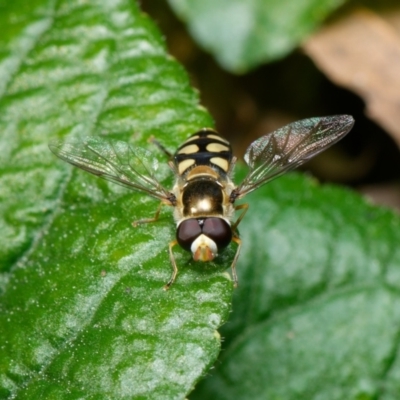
234;115;354;199
49;137;175;204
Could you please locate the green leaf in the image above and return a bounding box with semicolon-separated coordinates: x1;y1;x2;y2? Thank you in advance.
168;0;347;73
0;1;233;399
190;173;400;400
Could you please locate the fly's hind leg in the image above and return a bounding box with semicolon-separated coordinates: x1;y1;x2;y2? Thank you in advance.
148;136;173;158
132;202;163;227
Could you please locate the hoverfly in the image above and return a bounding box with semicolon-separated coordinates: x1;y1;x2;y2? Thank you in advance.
49;115;354;289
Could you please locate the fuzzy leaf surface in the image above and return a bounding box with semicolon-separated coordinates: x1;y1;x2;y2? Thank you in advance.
0;1;233;399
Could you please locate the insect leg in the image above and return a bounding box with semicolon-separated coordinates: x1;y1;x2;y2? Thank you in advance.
231;203;249;231
148;136;173;158
164;240;179;290
231;235;242;287
132;202;163;227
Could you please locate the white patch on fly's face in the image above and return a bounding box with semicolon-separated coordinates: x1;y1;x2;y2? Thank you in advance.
190;234;218;257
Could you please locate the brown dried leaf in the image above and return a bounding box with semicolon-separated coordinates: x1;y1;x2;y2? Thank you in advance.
303;8;400;148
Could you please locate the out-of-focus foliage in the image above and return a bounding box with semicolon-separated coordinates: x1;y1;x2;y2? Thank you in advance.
168;0;347;73
191;173;400;400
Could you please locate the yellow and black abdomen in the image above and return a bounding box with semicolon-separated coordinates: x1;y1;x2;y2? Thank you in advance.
174;129;232;176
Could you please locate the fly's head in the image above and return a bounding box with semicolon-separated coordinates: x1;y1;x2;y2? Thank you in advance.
176;217;232;262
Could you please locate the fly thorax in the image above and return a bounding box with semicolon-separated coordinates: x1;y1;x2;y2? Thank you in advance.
182;179;223;217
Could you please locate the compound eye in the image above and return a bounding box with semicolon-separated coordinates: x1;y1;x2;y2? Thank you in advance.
202;218;232;250
176;219;202;252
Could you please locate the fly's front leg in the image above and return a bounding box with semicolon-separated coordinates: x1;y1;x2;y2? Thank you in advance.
164;240;179;290
228;203;248;287
230;235;242;288
231;203;249;232
132;202;163;227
